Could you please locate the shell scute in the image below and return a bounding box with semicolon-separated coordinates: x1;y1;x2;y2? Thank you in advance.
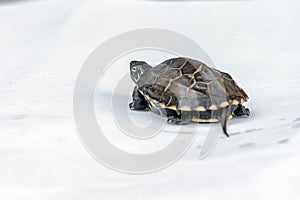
181;62;197;74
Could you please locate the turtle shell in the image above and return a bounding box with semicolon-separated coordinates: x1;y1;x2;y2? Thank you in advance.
137;57;248;112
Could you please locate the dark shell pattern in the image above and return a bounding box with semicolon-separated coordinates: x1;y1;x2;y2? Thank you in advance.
136;57;248;117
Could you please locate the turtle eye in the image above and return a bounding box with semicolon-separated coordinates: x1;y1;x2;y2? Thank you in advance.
132;66;137;72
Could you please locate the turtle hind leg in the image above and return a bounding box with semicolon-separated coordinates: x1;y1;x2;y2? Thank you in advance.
233;104;250;117
129;87;149;111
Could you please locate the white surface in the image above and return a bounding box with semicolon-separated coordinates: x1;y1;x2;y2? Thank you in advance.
1;0;300;199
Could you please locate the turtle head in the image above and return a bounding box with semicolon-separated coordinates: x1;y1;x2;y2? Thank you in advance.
130;61;152;83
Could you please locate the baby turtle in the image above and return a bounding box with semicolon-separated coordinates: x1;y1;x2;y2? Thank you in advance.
129;57;250;137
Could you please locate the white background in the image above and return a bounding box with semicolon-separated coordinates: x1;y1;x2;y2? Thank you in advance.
1;0;300;199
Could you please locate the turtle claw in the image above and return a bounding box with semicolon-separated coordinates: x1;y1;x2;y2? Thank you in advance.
129;102;135;110
167;116;182;125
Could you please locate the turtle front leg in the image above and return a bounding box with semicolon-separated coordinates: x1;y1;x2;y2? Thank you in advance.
129;87;149;111
167;111;192;125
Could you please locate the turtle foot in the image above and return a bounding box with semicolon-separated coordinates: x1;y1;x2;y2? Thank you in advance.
129;101;149;111
167;116;182;125
233;104;250;117
167;112;191;125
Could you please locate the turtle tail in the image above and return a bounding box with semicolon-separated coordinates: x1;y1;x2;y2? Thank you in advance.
218;106;232;137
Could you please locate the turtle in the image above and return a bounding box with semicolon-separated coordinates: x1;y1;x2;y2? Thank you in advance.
129;57;250;137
